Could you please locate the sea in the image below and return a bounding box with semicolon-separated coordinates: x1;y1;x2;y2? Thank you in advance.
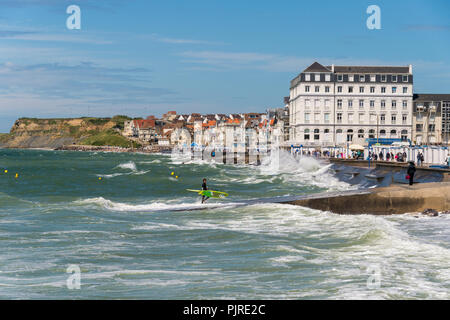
0;148;449;299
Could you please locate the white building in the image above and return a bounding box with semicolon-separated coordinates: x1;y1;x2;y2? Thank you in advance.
289;62;414;147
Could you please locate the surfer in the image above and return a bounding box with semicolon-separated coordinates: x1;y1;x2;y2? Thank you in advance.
201;178;209;203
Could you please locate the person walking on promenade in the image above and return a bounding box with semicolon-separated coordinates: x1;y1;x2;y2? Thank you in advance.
407;161;416;186
379;151;383;161
420;152;424;166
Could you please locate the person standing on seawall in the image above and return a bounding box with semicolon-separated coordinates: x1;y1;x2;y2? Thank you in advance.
407;161;416;186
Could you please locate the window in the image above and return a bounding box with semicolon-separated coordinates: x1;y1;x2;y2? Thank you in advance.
381;100;386;108
429;124;435;132
304;113;310;123
402;75;408;82
337;99;342;109
337;86;343;93
337;113;342;123
359;100;364;108
314;99;320;108
324;128;330;133
304;134;310;140
360;75;365;82
315;86;320;93
403;87;408;94
315;74;320;81
305;74;310;81
391;129;397;135
416;124;423;132
348;113;354;123
381;75;386;82
314;134;320;140
401;130;408;141
324;113;330;123
380;114;386;124
305;85;310;92
325;86;330;93
370;75;376;82
348;87;353;93
325;99;330;109
314;129;320;134
392;100;397;108
359;114;364;123
337;75;343;81
380;129;386;135
305;99;311;108
370;114;376;123
392;87;397;93
381;87;386;93
336;129;343;133
402;100;407;109
349;75;354;82
370;87;375;93
358;129;364;138
391;114;397;124
392;75;397;82
360;86;364;93
402;114;407;124
314;113;320;123
348;100;353;108
325;74;331;81
370;100;375;108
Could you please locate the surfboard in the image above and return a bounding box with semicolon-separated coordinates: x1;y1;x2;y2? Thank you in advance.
186;189;229;199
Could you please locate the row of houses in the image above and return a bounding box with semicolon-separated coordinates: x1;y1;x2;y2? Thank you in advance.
122;110;289;150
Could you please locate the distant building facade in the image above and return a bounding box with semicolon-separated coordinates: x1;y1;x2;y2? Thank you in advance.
413;94;450;145
289;62;414;147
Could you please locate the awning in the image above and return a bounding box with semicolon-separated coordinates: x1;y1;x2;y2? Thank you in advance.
349;144;365;150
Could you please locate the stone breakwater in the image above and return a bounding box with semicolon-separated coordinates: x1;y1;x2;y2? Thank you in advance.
283;182;450;215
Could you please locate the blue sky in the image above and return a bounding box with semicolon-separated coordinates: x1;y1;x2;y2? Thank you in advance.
0;0;449;132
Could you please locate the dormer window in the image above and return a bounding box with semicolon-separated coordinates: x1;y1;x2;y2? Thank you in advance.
402;75;408;82
381;75;387;82
370;75;376;82
349;75;354;82
392;75;397;82
325;74;331;81
337;74;343;82
315;74;320;81
360;75;365;82
305;73;311;81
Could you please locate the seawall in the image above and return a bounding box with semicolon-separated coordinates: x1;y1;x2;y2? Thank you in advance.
282;182;450;215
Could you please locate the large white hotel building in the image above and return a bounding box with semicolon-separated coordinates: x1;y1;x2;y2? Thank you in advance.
288;62;413;147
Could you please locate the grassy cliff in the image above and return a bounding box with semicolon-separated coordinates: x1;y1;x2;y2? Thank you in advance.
1;115;140;149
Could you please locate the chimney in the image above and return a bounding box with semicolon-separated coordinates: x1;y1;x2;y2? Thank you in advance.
409;64;413;74
331;64;335;72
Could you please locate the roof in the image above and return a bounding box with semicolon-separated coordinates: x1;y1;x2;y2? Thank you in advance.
303;62;331;73
329;65;410;74
413;94;450;102
133;119;156;129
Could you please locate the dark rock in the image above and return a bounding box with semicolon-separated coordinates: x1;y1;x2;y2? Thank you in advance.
422;208;439;216
440;210;450;215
